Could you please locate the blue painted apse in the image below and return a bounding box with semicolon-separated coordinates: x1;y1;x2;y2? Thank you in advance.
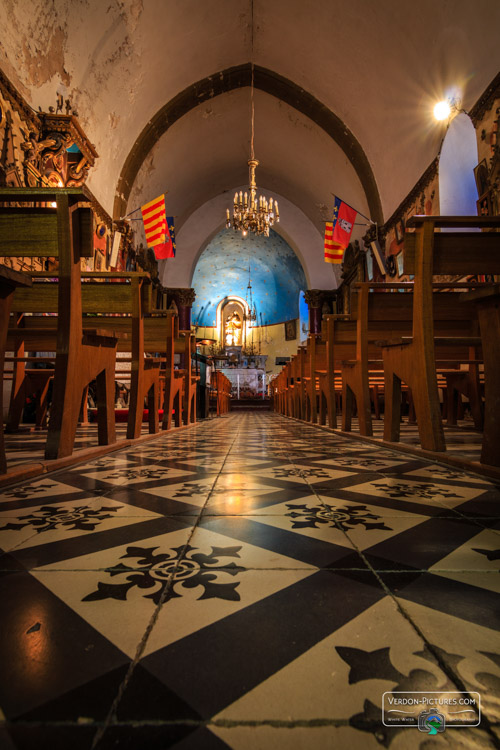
191;229;307;327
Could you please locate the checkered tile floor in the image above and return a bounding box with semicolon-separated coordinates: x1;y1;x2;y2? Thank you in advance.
1;413;499;749
2;413;485;470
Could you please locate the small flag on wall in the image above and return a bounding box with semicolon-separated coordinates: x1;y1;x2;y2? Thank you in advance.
141;194;167;247
153;217;176;259
141;194;176;260
324;221;341;263
324;196;357;263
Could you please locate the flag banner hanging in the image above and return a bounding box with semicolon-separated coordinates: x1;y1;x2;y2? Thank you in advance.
324;221;343;263
141;194;167;248
325;196;358;263
153;217;176;260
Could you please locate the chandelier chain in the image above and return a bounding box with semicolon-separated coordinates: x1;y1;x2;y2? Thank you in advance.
250;63;255;161
250;0;255;160
225;0;279;237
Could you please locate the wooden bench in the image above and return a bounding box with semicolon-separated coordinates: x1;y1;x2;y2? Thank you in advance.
0;187;122;465
8;292;195;434
8;272;163;440
0;264;32;473
382;215;500;462
272;368;287;414
340;283;482;440
316;315;356;428
212;370;232;415
287;350;303;419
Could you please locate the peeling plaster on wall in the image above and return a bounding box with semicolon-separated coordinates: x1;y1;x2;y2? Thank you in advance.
67;3;146;209
109;112;120;129
24;25;70;88
0;0;70;97
119;0;144;33
2;1;497;224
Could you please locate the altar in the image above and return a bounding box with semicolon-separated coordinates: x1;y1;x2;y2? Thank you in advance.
208;297;268;399
220;367;266;400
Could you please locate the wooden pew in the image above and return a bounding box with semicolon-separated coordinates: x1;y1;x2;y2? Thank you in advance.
182;329;200;425
8;304;196;431
161;312;184;430
381;215;500;462
316;315;355;428
212;370;232;415
287;350;303;419
278;359;291;416
0;188;122;463
0;265;32;473
272;368;286;414
9;272;163;440
460;283;500;465
300;337;317;423
339;284;482;439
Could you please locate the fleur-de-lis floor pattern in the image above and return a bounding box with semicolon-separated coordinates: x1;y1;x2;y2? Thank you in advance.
0;413;499;749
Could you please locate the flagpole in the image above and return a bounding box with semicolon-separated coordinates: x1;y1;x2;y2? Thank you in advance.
120;191;169;221
330;193;374;225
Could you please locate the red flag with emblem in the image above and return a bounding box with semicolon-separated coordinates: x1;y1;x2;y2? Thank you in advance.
152;217;176;260
324;197;357;264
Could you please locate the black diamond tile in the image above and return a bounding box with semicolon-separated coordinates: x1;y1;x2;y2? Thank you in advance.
0;571;129;720
362;516;487;569
115;663;202;722
1;724;97;750
395;572;500;629
198;515;354;567
11;515;194;568
142;570;385;719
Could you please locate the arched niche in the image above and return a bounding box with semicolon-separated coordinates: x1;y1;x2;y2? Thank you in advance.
215;296;249;349
439;113;479;228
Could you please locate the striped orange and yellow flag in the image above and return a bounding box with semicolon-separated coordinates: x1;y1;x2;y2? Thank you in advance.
324;221;344;264
141;194;167;248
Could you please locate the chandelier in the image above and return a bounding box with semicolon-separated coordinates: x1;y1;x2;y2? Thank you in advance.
226;64;279;237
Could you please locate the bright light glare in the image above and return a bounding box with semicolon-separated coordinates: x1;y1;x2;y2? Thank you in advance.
434;100;451;121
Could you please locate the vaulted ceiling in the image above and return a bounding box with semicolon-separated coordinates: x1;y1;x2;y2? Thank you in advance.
1;0;498;286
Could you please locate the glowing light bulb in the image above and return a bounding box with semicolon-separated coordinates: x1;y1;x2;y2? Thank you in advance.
434;100;451;121
242;229;248;238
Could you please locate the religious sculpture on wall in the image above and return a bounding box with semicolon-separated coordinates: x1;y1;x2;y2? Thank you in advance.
225;311;242;347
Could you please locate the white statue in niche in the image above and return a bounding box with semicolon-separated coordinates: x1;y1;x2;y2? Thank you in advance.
225;312;242;346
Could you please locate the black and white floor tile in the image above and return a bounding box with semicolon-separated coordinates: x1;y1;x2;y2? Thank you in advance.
1;412;499;749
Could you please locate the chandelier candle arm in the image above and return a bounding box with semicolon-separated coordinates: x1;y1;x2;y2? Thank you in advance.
226;159;279;237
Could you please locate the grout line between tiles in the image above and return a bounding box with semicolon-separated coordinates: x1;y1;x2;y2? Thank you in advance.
281;434;500;745
90;415;244;749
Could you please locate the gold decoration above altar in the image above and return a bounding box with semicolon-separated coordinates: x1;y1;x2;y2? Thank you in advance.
225;311;242;346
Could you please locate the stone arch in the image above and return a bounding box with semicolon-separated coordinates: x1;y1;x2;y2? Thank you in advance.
113;64;383;225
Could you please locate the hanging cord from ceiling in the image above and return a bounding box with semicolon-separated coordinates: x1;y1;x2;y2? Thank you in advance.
250;0;255;161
